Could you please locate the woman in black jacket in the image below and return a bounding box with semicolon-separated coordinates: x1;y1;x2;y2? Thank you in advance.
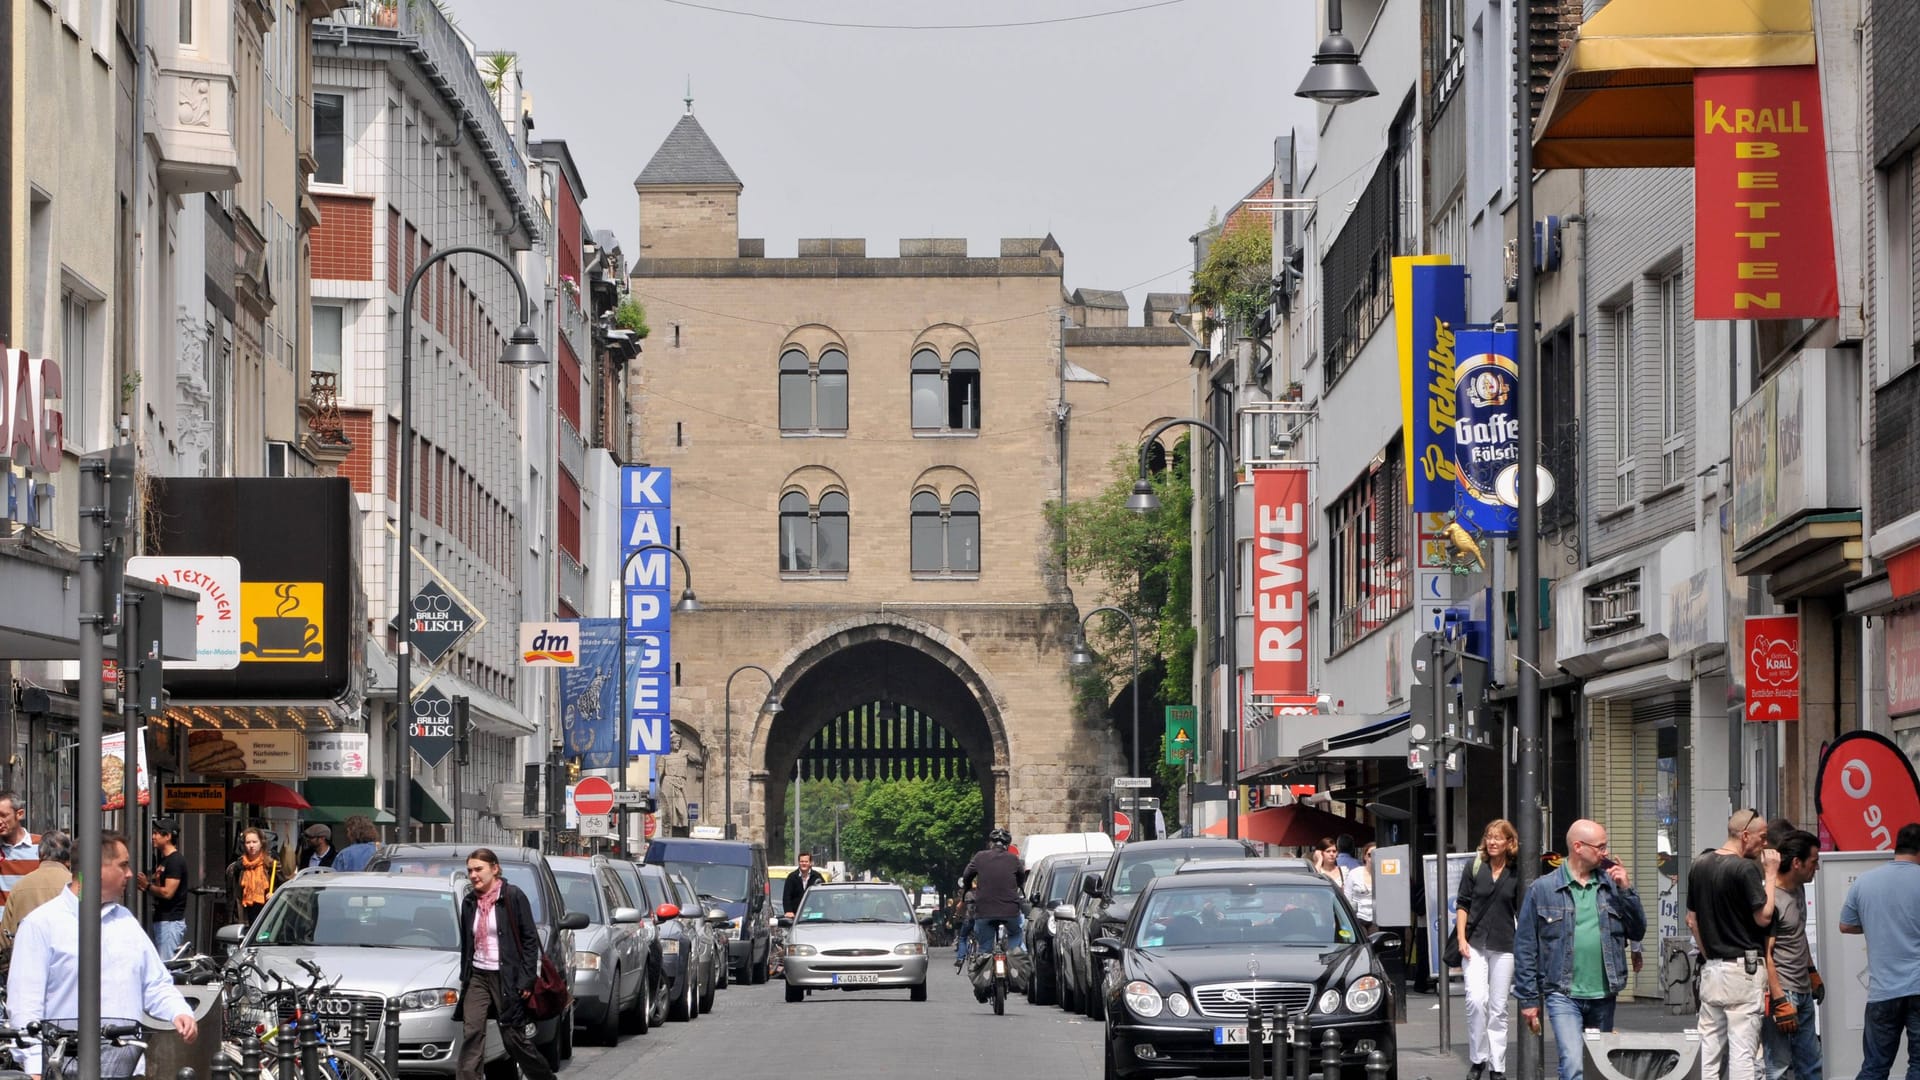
456;849;554;1080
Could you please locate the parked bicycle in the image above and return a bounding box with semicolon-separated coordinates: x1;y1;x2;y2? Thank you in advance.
225;958;389;1080
0;1018;148;1079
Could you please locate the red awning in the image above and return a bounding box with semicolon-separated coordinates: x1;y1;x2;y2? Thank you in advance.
227;780;312;810
1202;804;1375;847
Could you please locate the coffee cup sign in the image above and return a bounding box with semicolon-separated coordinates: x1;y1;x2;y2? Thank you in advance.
239;582;326;662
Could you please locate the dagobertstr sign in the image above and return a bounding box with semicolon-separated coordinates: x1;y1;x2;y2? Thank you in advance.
2;349;65;531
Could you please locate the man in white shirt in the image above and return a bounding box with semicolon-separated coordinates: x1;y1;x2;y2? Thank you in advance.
6;830;197;1078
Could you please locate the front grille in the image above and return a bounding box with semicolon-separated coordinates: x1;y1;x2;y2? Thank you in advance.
1192;982;1314;1019
315;993;385;1029
822;948;888;957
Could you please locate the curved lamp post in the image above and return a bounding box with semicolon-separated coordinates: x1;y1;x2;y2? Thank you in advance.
1071;605;1143;838
724;663;782;839
616;543;699;841
1130;417;1239;840
395;246;545;843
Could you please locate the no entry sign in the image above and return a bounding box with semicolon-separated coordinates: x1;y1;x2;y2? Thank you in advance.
573;776;615;816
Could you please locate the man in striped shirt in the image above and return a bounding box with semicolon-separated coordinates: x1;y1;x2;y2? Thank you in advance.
0;792;39;913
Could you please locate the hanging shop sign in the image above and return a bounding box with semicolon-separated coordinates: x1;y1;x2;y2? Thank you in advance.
1250;466;1310;698
1888;611;1920;719
1164;705;1197;766
622;466;673;760
1816;731;1920;851
408;685;458;770
1452;329;1521;535
1743;614;1801;722
187;729;308;779
520;621;580;666
560;619;621;770
126;556;242;670
1392;258;1461;511
1693;65;1839;320
162;783;228;815
389;580;478;665
100;729;151;810
306;732;370;778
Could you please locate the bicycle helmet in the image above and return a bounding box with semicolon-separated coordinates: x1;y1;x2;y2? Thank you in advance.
988;827;1012;846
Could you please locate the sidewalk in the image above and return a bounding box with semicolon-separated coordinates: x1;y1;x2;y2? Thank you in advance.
1396;985;1696;1076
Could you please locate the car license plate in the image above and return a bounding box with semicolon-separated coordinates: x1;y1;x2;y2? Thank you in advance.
1214;1025;1277;1045
832;973;880;984
323;1021;354;1045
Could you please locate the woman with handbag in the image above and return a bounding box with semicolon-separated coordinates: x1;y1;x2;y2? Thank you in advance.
457;848;556;1080
1457;819;1523;1080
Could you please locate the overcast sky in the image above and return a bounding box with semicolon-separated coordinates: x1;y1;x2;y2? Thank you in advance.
447;0;1319;317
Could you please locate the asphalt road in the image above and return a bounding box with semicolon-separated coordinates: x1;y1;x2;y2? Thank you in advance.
561;962;1108;1079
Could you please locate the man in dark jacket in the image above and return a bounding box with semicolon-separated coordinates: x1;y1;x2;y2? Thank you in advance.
783;853;825;918
962;828;1028;952
456;848;554;1080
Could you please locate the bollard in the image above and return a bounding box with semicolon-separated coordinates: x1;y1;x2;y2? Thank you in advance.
298;1010;321;1080
177;1068;197;1080
274;1019;297;1080
240;1036;263;1080
1291;1016;1313;1080
349;1000;369;1063
211;1051;232;1080
1364;1049;1391;1080
384;999;402;1080
1248;1003;1267;1080
1320;1027;1344;1080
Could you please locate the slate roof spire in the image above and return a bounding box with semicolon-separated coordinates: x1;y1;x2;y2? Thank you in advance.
635;107;742;189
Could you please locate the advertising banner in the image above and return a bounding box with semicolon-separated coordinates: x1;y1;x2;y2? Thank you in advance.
1694;66;1839;320
622;467;673;761
1743;614;1801;721
100;729;151;810
1889;611;1920;718
1408;264;1466;511
1251;467;1310;697
186;729;308;779
520;621;580;667
126;556;242;669
1815;732;1920;851
306;732;370;778
560;619;621;770
1452;329;1521;535
1393;255;1453;504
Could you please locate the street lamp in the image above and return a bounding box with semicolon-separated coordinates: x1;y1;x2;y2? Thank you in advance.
1131;418;1238;839
831;803;852;864
725;663;782;840
616;543;699;839
1294;0;1379;104
1072;605;1143;839
395;246;545;844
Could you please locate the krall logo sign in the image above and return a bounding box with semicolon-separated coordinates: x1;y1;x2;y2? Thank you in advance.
1743;614;1800;722
1816;731;1920;852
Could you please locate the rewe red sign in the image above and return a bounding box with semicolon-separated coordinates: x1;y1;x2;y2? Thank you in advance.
1744;614;1801;722
1816;731;1920;852
572;776;615;816
1252;467;1311;697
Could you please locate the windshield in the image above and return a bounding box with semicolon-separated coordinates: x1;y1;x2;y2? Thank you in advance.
556;872;604;922
1046;864;1088;905
662;861;751;903
796;888;915;924
251;887;460;950
1111;845;1249;896
380;859;546;922
1132;883;1356;948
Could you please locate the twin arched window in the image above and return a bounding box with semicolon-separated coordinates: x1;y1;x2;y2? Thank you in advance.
779;490;850;573
911;347;981;432
779;347;849;432
910;491;980;574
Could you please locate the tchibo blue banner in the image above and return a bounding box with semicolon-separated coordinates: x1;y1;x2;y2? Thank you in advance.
1452;329;1521;535
1407;264;1466;512
560;619;621;770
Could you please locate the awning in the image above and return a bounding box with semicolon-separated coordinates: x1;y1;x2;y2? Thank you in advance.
228;780;311;810
1532;0;1815;169
1201;803;1377;846
301;777;448;825
1296;713;1411;760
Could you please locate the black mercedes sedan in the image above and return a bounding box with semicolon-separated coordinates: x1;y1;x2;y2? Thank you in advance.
1092;867;1398;1080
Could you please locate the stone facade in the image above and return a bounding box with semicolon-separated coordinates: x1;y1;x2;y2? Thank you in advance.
628;116;1193;845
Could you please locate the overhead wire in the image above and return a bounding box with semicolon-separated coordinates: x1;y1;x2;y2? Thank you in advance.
655;0;1193;31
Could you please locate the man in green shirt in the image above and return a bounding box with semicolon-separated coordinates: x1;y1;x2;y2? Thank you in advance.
1513;819;1649;1080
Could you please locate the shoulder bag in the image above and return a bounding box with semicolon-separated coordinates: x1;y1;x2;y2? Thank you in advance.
503;888;571;1021
1442;859;1487;969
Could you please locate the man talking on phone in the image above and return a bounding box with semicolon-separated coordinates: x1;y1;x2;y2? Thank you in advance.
1513;819;1646;1080
1689;809;1779;1080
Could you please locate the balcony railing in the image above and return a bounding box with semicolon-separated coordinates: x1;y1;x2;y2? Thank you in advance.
308;372;349;446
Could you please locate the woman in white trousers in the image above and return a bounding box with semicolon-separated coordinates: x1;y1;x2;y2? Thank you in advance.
1457;819;1522;1080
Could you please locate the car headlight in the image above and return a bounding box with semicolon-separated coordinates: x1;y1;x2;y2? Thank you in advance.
659;939;681;955
729;917;744;934
1123;980;1163;1018
1167;993;1192;1017
893;943;926;955
786;943;818;957
1344;975;1384;1013
1318;989;1343;1014
397;988;460;1011
571;952;601;971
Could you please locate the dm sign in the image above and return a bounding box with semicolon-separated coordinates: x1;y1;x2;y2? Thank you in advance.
1451;329;1521;535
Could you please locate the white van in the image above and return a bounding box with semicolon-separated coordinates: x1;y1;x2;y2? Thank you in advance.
1017;831;1116;867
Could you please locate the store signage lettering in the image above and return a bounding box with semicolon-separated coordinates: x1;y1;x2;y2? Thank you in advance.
409;685;458;769
1743;614;1801;722
1452;329;1522;535
1395;260;1463;511
622;466;672;760
127;556;243;670
1888;611;1920;718
1815;731;1920;851
1251;466;1310;697
1;349;64;471
1693;66;1838;319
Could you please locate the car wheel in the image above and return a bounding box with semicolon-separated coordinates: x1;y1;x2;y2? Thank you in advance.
699;963;716;1012
1086;980;1105;1021
784;981;804;1003
717;955;729;990
539;1023;563;1071
621;969;649;1037
650;969;671;1028
669;972;695;1022
1103;1031;1122;1080
909;981;928;1003
561;1009;574;1060
1030;952;1054;1006
589;979;620;1046
1058;964;1075;1012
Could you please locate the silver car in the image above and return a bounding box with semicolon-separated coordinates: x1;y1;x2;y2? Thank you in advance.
780;883;929;1002
219;870;504;1076
549;856;651;1044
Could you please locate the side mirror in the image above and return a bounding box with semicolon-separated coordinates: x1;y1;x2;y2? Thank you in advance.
1052;904;1078;921
214;924;246;946
776;916;794;928
560;911;590;931
1367;931;1402;951
706;910;731;925
1089;936;1123;959
610;907;642;925
655;903;681;921
1081;874;1104;897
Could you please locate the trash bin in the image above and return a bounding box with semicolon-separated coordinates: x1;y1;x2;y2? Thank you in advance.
144;984;224;1080
1582;1030;1703;1080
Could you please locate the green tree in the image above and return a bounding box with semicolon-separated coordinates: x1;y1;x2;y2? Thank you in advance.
777;776;863;866
836;779;984;901
1191;220;1273;331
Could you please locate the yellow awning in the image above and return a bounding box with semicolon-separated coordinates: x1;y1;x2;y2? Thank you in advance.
1532;0;1815;170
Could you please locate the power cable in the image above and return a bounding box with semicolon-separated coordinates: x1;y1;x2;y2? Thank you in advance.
657;0;1192;31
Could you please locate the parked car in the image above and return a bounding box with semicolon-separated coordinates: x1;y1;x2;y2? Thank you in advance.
780;882;928;1003
1023;852;1105;1007
1073;839;1259;1020
1092;864;1398;1079
217;869;505;1078
644;837;771;984
665;871;726;1015
624;862;709;1022
1018;831;1116;867
603;858;676;1029
368;845;585;1067
1051;863;1105;1014
549;855;651;1044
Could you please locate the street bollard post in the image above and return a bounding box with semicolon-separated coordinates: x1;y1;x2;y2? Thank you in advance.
298;1010;321;1080
210;1052;232;1080
1248;1003;1267;1080
349;1001;369;1062
240;1036;263;1080
1320;1027;1344;1080
1291;1015;1313;1080
176;1067;197;1080
1364;1049;1391;1080
274;1018;297;1080
384;999;402;1079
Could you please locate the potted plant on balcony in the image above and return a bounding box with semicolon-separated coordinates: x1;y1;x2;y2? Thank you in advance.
367;0;397;27
614;296;650;339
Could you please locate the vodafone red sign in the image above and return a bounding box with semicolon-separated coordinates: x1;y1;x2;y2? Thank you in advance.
572;776;615;816
1744;614;1801;722
1816;731;1920;851
1252;467;1310;697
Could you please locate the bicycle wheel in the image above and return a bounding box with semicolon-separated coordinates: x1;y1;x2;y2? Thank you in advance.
992;973;1006;1015
328;1046;391;1080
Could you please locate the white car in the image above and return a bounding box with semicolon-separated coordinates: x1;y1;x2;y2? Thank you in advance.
781;883;930;1003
